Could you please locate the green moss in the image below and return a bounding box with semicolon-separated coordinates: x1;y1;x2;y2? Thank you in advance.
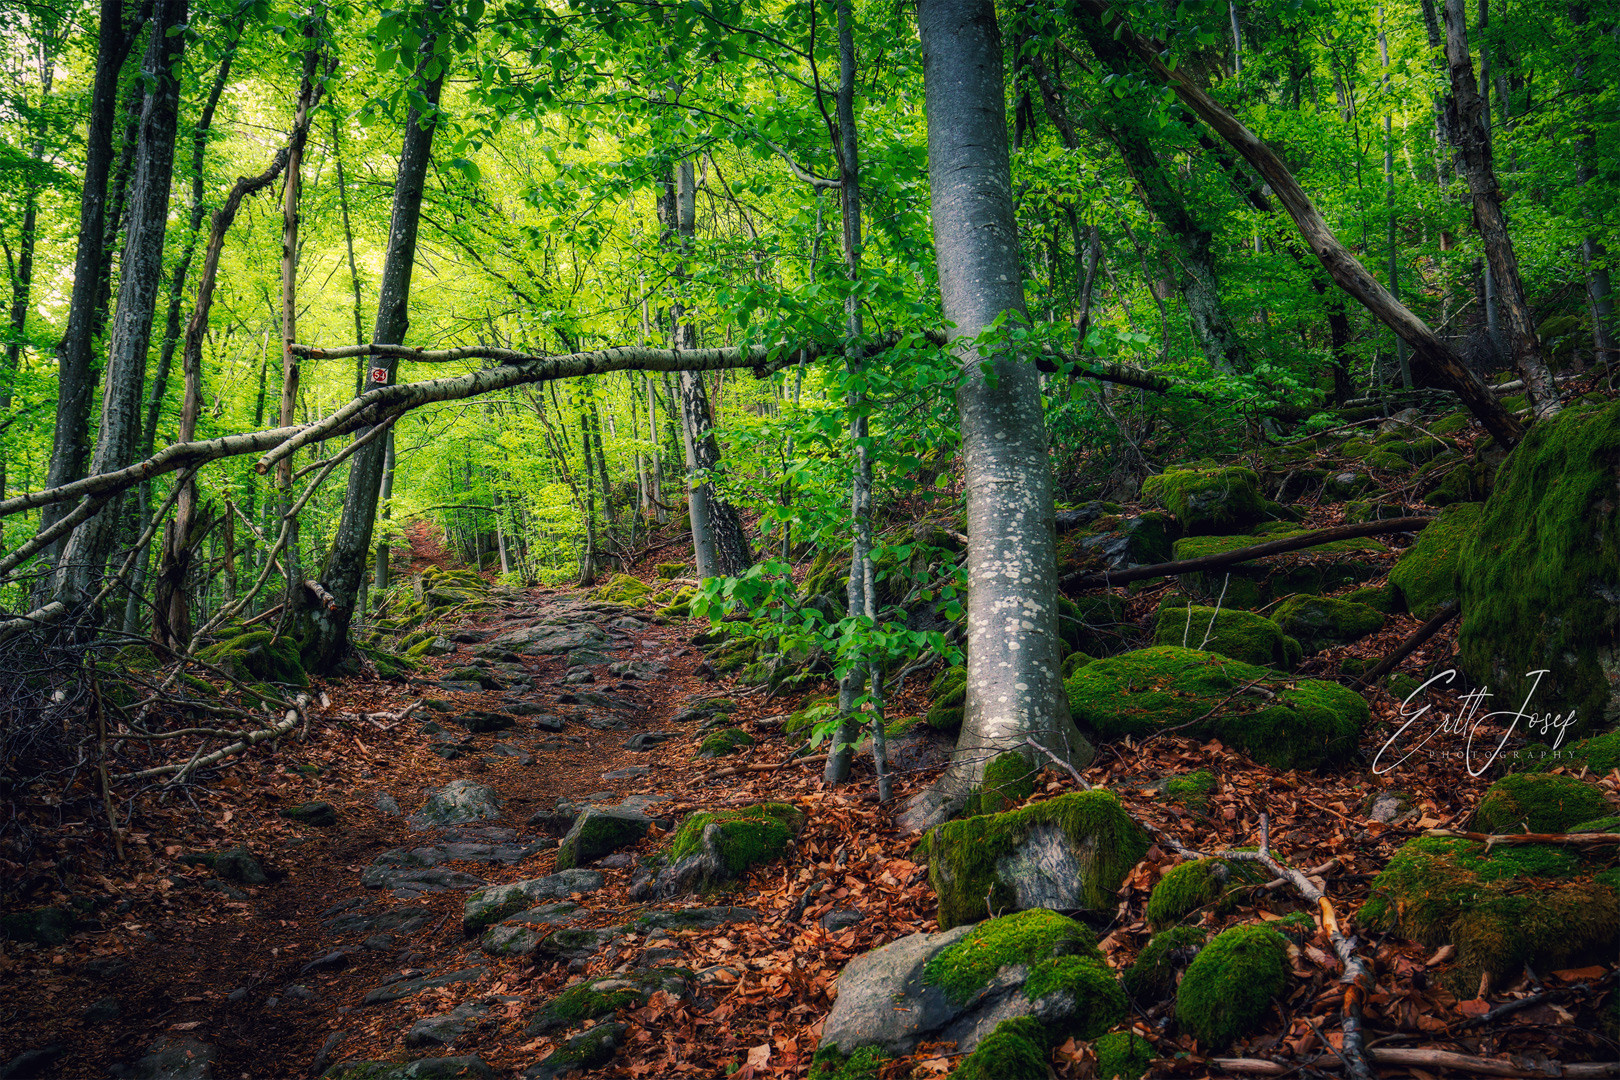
1065;647;1367;771
1154;606;1300;670
962;751;1037;817
1344;583;1401;614
925;666;967;731
1472;773;1609;833
1163;770;1217;813
924;908;1100;1004
1141;466;1266;535
1094;1031;1154;1079
1146;858;1255;930
1058;594;1128;656
1271;596;1385;653
785;696;837;737
588;573;654;605
948;1016;1048;1080
656;563;688;580
1458;402;1620;732
926;792;1149;929
667;802;803;878
808;1045;889;1080
1174;924;1290;1048
1022;955;1128;1037
696;727;754;758
654;584;698;617
1363;450;1411;472
1526;732;1620;776
1123;925;1206;1001
527;983;641;1035
1388;502;1481;620
197;630;307;686
1170;532;1388;604
1357;835;1620;993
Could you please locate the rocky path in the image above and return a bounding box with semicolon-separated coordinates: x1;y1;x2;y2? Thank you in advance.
0;584;935;1080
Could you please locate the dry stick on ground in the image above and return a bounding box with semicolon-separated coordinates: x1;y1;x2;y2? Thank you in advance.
1351;600;1461;688
1214;1050;1620;1077
115;694;307;782
1425;828;1620;848
705;753;829;780
1059;517;1432;590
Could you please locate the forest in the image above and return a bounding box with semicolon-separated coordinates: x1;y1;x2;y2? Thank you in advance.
1;0;1619;1075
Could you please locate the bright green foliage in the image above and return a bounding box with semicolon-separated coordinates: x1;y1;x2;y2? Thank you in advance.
1141;466;1266;535
1271;595;1384;653
1153;606;1301;669
1472;773;1610;833
197;630;307;686
1174;925;1290;1048
925;666;967;730
947;1016;1049;1080
668;802;804;878
1459;402;1620;732
962;751;1037;817
1122;925;1206;1001
1390;502;1482;620
1358;836;1620;994
696;727;755;757
1093;1031;1155;1079
1162;770;1217;813
1064;647;1367;770
785;696;836;737
808;1045;889;1080
925;792;1149;929
923;908;1099;1003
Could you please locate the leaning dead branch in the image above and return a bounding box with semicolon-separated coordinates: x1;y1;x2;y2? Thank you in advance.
114;694;307;782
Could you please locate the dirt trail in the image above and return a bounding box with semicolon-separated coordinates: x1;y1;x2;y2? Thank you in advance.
0;575;932;1080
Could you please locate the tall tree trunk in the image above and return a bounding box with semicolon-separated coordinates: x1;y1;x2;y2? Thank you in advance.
902;0;1092;830
56;0;188;611
1379;7;1412;388
1570;2;1614;364
1440;0;1559;417
308;7;446;668
37;0;134;562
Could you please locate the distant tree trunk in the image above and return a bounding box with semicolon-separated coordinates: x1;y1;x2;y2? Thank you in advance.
56;0;188;610
1379;8;1412;388
1570;2;1614;364
578;390;598;585
37;0;134;564
308;5;446;668
902;0;1092;830
1441;0;1558;416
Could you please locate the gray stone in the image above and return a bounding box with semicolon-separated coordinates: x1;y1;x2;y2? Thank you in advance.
555;809;651;870
526;971;688;1036
2;1045;66;1080
561;671;595;684
584;716;630;732
819;908;864;932
670;698;735;723
622;732;672;751
436;680;487;694
609;661;665;680
451;631;489;644
299;951;350;975
491;623;608;655
520;1023;628;1080
485;743;534;764
375;793;403;816
84;995;121;1024
566;648;615;667
108;1037;217;1080
555;690;634;711
361;966;487;1006
602;766;651;780
323;904;433;937
462;871;605;934
503;703;553;717
181;847;266;886
361;866;488;894
456;710;517;734
281;801;338;827
632;906;758;933
406;1002;487;1047
309;1031;348;1078
410;780;502;829
417;637;455;657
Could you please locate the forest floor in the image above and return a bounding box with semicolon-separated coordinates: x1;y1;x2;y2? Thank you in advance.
1;528;1615;1079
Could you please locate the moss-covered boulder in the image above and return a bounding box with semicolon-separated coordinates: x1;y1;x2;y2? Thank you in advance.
655;563;688;580
197;630;307;685
947;1016;1049;1080
1472;773;1609;834
1170;532;1388;608
1145;857;1262;930
1358;836;1620;994
525;968;689;1036
961;751;1037;817
817;909;1127;1061
1153;607;1300;670
1161;769;1217;813
1522;731;1620;776
1141;466;1267;536
649;803;806;896
1271;595;1385;654
925;791;1149;929
1065;647;1367;770
924;667;966;731
1174;924;1290;1048
1057;512;1179;577
808;1046;889;1080
1388;501;1480;620
1458;401;1620;732
588;573;653;605
1122;925;1206;1001
554;808;652;870
1094;1031;1155;1079
321;1057;493;1080
695;727;754;758
1058;594;1128;657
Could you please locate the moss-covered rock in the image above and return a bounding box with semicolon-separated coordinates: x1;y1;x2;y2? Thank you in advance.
1058;594;1128;657
1458;401;1620;732
961;751;1037;817
1345;582;1401;614
696;727;754;758
1153;606;1300;670
808;1046;889;1080
1122;925;1206;1001
785;696;837;737
1170;532;1389;607
925;667;967;731
589;573;654;605
1271;595;1385;654
925;792;1149;929
197;630;307;686
1472;773;1609;833
1388;502;1481;620
1523;731;1620;776
0;906;73;946
1174;924;1290;1048
1057;512;1179;578
1162;769;1217;813
1094;1031;1155;1079
658;803;806;892
947;1016;1048;1080
1062;651;1094;678
523;1021;627;1079
1065;647;1368;770
1358;835;1620;993
525;969;689;1036
1145;857;1262;929
1141;466;1267;535
655;563;688;580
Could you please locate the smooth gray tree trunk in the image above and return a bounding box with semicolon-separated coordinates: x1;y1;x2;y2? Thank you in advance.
901;0;1092;831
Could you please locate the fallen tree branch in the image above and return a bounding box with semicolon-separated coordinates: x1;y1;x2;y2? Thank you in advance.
1424;827;1620;848
1214;1050;1620;1077
705;753;828;779
1061;517;1431;590
114;696;305;782
1352;600;1461;688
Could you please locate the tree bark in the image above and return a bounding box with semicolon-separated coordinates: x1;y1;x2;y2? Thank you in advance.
1440;0;1559;417
55;0;187;610
1569;3;1614;365
902;0;1092;831
306;5;446;669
